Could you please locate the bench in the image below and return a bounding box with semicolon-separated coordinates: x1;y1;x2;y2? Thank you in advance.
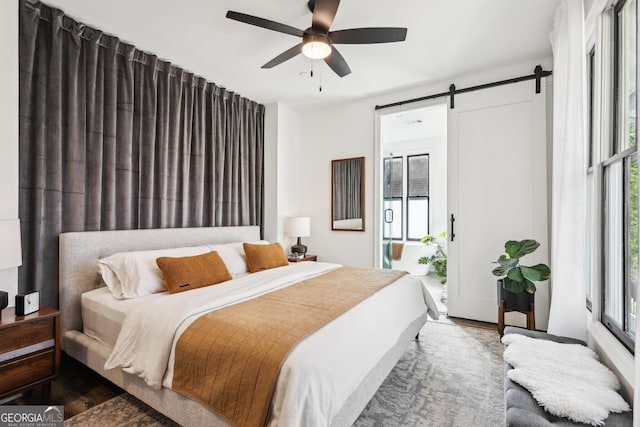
503;327;632;426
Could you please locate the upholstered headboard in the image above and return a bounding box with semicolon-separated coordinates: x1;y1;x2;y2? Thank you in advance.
59;226;261;341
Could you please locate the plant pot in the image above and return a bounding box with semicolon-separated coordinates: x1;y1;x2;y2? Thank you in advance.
497;279;534;313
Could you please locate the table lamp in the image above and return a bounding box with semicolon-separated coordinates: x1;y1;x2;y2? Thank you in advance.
285;217;310;256
0;219;22;316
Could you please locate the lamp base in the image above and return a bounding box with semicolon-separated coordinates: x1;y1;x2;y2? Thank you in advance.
291;237;307;255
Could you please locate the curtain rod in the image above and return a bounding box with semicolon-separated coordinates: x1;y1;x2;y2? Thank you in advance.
32;10;264;106
33;7;206;83
32;11;264;107
35;13;150;65
375;65;552;111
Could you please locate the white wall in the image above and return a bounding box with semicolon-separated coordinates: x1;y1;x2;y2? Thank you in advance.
263;103;303;252
297;58;553;269
298;102;376;266
0;0;20;307
263;105;278;242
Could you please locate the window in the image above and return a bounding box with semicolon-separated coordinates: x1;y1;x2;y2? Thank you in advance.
601;0;637;351
383;157;403;239
588;47;596;169
383;153;430;241
586;170;594;310
407;154;430;240
586;47;596;309
613;0;637;153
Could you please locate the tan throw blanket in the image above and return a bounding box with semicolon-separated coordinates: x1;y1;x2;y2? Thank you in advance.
172;266;407;427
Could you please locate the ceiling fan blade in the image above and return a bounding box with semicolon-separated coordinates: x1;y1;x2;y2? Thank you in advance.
261;43;304;69
329;27;407;44
311;0;340;32
324;45;351;77
226;11;304;37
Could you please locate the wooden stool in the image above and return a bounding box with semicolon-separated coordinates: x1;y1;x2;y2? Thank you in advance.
498;300;535;336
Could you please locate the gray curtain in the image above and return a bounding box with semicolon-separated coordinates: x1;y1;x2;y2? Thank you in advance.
19;1;264;308
333;159;362;221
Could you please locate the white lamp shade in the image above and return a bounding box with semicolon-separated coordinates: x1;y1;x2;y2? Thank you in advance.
0;219;22;269
285;217;311;238
302;41;331;59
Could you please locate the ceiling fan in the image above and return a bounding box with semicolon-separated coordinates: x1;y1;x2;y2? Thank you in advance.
226;0;407;78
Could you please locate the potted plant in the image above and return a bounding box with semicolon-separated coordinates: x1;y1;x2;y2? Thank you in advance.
418;231;447;284
492;239;550;312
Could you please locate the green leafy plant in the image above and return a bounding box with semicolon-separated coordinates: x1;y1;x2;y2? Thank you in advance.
492;239;550;294
418;231;447;284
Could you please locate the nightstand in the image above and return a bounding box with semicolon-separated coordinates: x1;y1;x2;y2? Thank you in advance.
0;305;60;403
288;255;317;262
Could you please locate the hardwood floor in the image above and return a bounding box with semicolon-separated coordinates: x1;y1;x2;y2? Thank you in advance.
436;315;498;331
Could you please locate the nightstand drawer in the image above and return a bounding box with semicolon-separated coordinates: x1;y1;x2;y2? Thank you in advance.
0;317;55;354
0;349;55;394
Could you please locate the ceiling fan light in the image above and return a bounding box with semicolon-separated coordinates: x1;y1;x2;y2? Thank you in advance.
302;41;331;59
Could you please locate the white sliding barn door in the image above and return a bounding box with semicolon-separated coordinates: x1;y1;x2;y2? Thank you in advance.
447;80;549;326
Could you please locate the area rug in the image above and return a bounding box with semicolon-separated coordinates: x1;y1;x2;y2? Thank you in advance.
354;320;504;426
64;320;504;426
64;393;179;427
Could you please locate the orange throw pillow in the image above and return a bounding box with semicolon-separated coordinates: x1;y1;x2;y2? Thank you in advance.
243;242;289;273
156;251;232;294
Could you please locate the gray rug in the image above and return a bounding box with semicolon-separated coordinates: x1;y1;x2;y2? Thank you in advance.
354;320;504;426
65;320;504;426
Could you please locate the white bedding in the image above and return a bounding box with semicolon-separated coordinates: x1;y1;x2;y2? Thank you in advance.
82;287;130;347
101;262;438;427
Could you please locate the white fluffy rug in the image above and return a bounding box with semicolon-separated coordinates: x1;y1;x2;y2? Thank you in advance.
502;334;630;426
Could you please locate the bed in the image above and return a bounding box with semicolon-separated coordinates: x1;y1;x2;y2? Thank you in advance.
59;226;436;426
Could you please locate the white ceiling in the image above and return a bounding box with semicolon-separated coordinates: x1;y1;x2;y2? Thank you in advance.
382;104;448;146
43;0;560;107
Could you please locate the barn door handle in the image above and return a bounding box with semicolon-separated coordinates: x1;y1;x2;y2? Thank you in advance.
384;209;393;223
450;214;456;241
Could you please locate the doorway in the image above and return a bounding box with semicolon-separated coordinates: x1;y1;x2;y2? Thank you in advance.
374;73;549;327
377;103;448;313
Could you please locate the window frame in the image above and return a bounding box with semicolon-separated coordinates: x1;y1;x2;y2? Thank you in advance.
383;156;404;240
586;45;596;311
612;0;637;154
599;0;637;352
588;46;596;169
406;153;430;241
601;152;636;352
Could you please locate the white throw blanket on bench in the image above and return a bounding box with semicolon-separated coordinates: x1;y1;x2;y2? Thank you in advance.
502;334;630;426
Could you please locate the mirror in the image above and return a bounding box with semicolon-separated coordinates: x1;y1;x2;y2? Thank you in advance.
332;157;365;231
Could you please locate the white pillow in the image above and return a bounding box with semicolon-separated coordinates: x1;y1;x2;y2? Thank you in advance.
207;241;269;277
97;262;124;299
98;245;211;299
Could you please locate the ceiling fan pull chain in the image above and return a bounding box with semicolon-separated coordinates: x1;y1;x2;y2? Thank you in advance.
319;65;323;92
